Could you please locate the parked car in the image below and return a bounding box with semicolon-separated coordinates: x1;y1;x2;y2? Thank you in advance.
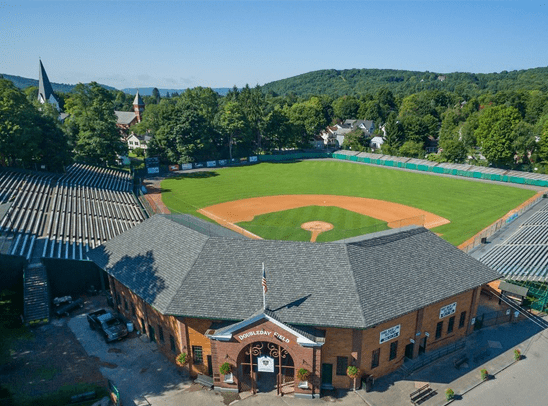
87;309;128;342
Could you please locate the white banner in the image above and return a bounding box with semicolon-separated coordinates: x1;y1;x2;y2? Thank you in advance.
379;324;401;344
206;161;217;167
439;302;457;319
249;156;258;162
181;163;193;170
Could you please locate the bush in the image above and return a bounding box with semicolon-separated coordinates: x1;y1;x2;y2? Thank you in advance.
445;388;455;401
296;368;310;381
514;348;521;361
219;362;232;375
480;368;489;380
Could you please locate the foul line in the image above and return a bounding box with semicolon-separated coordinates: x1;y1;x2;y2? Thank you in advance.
197;209;263;240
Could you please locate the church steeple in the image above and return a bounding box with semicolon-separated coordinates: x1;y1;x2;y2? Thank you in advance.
38;60;59;110
133;90;145;123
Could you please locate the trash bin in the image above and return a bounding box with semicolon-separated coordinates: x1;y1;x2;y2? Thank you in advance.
127;322;134;332
362;375;374;392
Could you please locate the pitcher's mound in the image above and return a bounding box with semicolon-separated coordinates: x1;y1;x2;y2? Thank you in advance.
301;221;334;242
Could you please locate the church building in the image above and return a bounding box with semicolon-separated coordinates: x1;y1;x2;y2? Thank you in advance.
115;91;145;130
37;60;60;111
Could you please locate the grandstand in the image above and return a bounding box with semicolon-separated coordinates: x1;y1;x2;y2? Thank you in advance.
0;163;147;324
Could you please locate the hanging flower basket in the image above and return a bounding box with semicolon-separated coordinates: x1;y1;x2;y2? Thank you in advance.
514;349;521;361
176;352;189;366
296;368;310;382
445;388;455;401
480;368;489;381
219;362;232;375
346;366;360;379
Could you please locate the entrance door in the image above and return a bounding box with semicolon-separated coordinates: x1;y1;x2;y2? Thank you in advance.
321;363;333;387
405;342;414;360
148;325;155;342
419;337;427;355
207;355;213;376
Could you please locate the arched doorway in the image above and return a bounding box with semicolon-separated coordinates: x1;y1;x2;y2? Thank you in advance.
237;341;295;395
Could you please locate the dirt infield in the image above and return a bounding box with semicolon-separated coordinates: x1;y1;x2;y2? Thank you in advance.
198;195;450;234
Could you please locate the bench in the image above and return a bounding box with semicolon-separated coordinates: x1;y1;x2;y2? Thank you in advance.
410;383;435;405
454;355;468;369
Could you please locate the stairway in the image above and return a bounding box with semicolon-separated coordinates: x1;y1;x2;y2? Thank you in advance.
23;263;50;324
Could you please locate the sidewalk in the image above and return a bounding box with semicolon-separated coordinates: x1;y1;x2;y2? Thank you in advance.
359;317;545;406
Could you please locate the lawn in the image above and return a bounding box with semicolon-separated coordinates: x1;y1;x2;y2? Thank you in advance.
161;160;536;245
237;206;390;242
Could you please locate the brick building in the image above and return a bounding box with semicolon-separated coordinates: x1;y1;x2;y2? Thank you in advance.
87;215;499;399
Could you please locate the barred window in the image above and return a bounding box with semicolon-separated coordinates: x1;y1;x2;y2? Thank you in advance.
193;346;203;364
159;325;164;343
389;341;398;361
336;356;348;375
447;316;455;334
435;321;443;339
371;348;380;369
459;311;467;329
170;335;176;353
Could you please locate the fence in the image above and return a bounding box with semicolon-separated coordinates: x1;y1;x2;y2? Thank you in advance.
458;191;546;253
474;308;520;329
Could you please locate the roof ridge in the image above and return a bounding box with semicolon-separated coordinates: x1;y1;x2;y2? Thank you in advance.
343;243;368;327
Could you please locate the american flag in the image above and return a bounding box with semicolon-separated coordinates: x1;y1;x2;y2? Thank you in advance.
262;265;268;294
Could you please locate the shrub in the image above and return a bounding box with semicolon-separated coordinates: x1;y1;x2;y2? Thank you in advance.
480;368;489;380
219;362;232;375
296;368;310;381
445;388;455;401
176;352;188;365
514;349;521;361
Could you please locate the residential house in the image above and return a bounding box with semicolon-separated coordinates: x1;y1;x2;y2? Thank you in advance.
127;133;151;151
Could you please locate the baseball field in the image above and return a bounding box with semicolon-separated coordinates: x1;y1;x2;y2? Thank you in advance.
160;160;537;246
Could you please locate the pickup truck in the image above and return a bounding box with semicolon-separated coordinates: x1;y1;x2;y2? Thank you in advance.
87;309;128;343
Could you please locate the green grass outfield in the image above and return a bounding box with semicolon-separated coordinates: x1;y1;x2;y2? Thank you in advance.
161;160;536;246
237;206;390;242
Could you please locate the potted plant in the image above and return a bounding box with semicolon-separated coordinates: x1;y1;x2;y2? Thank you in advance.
297;368;310;388
514;349;521;361
176;352;188;366
347;366;360;391
480;368;489;381
445;388;455;401
220;362;233;383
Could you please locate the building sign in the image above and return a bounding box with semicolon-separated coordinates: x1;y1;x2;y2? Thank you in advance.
257;356;275;372
237;330;290;344
439;302;457;319
379;324;401;344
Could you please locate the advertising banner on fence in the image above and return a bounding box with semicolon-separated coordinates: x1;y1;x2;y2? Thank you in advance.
207;161;217;167
181;163;193;170
168;164;180;171
145;157;159;168
218;159;228;166
147;167;160;174
249;156;258;162
194;162;204;168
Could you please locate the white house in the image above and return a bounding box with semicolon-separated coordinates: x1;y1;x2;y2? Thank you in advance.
127;133;151;151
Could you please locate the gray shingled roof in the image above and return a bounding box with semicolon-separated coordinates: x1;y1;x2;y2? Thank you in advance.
87;220;500;330
115;111;137;125
38;60;58;104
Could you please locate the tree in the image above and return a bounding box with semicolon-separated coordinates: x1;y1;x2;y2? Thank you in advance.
263;108;295;151
332;96;360;120
475;105;522;167
512;121;536;166
342;128;369;152
288;97;328;147
399;140;425;158
218;100;250;159
382;115;404;155
64;82;126;165
152;87;161;103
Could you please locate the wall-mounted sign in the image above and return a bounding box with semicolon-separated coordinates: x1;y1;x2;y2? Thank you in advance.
379;324;401;344
439;302;457;319
471;317;476;325
257;355;275;372
424;332;430;337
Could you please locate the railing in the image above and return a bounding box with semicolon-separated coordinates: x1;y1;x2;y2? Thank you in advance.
403;341;466;375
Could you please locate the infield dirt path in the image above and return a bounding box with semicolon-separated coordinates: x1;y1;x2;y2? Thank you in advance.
198;195;450;234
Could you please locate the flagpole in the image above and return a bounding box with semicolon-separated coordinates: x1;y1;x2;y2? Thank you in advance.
262;262;266;310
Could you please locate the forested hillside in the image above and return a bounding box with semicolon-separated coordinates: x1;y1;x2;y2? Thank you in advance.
261;67;548;98
0;73;115;93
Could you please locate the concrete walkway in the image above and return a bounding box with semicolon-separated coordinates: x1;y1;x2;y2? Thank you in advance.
359;317;547;406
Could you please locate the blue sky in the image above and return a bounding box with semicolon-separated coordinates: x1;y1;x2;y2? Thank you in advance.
1;1;547;90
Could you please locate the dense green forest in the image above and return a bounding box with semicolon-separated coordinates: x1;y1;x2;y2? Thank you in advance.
1;65;548;173
261;68;548;98
0;73;116;94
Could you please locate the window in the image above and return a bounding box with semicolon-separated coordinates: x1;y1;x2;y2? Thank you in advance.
435;321;443;339
159;325;164;343
116;294;121;307
140;318;146;334
336;357;348;375
149;325;156;342
371;348;380;369
131;303;136;317
124;298;128;311
193;346;203;364
389;341;398;361
459;311;467;329
447;316;455;334
170;335;177;353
